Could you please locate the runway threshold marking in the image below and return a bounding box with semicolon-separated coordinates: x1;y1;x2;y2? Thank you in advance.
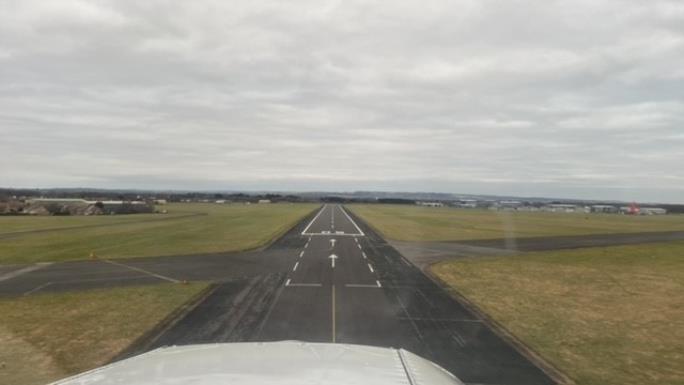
285;281;322;287
299;251;304;258
292;262;299;271
103;259;179;283
345;281;382;288
362;252;367;259
0;263;52;283
367;263;374;273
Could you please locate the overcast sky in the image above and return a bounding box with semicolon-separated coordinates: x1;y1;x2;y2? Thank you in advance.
1;1;683;202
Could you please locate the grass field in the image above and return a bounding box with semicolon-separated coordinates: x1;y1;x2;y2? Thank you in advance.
0;203;317;264
0;211;196;234
432;242;684;385
350;204;684;242
0;282;209;385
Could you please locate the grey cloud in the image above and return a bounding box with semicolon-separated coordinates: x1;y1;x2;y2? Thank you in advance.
1;0;684;202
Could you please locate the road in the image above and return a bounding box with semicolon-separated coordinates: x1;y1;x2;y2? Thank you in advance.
146;205;556;385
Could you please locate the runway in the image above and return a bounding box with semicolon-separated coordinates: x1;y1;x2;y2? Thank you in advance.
146;205;556;385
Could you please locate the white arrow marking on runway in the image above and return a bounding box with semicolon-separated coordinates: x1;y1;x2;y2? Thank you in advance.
330;238;336;248
329;254;338;268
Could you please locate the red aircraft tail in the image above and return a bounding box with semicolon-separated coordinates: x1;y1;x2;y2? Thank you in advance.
628;202;640;215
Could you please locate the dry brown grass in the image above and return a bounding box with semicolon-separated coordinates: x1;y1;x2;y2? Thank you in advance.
432;242;684;385
0;283;208;385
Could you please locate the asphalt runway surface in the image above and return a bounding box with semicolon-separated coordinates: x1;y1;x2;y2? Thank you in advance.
143;205;556;385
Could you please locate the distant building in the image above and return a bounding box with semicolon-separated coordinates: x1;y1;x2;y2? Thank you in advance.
639;207;667;215
28;198;89;205
258;199;272;204
215;200;227;204
154;199;168;205
25;198;153;215
497;200;522;210
0;199;25;214
544;204;579;213
516;206;540;212
416;201;444;207
590;205;618;214
452;199;477;209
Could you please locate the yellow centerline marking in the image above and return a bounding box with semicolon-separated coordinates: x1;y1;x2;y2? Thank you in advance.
332;284;336;343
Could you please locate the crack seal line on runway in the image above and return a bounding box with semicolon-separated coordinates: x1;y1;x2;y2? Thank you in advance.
102;259;179;283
